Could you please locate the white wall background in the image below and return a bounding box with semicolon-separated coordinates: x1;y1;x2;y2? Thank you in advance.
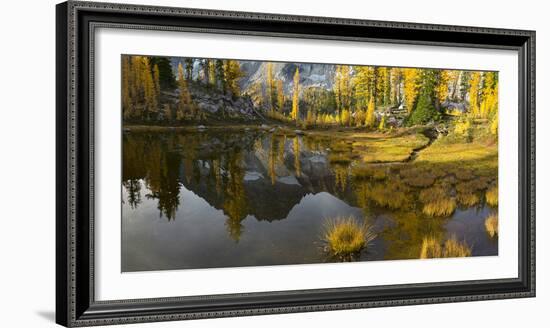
0;0;545;327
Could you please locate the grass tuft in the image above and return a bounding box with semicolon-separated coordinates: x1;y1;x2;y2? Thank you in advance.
443;237;472;257
323;216;376;259
419;187;456;217
420;236;472;259
422;199;456;217
456;191;480;207
485;185;498;207
485;213;499;238
419;236;442;259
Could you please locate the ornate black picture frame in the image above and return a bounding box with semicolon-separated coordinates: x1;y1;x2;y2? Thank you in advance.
56;1;535;326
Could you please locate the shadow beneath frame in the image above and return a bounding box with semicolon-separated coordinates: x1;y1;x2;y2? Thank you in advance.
36;310;55;323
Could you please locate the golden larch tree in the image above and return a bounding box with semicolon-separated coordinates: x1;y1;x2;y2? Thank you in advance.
378;115;386;131
153;64;160;98
340;108;351;127
291;67;300;123
223;60;243;96
276;79;285;113
352;66;374;114
468;72;481;117
436;70;450;104
382;67;392;105
208;60;216;86
121;57;133;119
403;68;421;113
176;63;193;121
365;97;376;127
142;57;158;119
340;66;353;111
334;65;352;116
375;67;388;105
266;62;276;112
480;72;498;119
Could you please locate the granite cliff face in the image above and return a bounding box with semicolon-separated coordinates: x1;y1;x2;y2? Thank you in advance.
171;58;336;94
240;61;336;94
239;61;337;109
168;58;338;118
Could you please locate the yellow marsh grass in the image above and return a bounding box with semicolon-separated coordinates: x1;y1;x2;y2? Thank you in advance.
419;187;456;217
456;191;480;207
485;213;498;238
323;217;376;257
486;186;498;207
422;199;456;217
420;236;472;259
353;133;430;163
443;238;472;257
419;236;443;258
416;137;497;164
415;136;498;183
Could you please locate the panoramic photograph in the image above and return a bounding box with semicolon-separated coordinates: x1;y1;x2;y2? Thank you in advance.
121;54;499;272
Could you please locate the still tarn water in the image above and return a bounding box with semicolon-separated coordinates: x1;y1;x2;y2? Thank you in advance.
121;130;497;272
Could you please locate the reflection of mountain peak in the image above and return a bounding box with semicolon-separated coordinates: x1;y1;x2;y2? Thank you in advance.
124;131;354;223
182;166;308;222
179;141;341;222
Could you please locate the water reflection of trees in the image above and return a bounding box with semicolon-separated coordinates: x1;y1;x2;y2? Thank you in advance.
122;131;495;257
333;163;349;192
222;150;248;241
122;132;253;240
122;179;142;209
122;134;147;209
293;137;301;177
144;146;182;221
123;133;182;220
